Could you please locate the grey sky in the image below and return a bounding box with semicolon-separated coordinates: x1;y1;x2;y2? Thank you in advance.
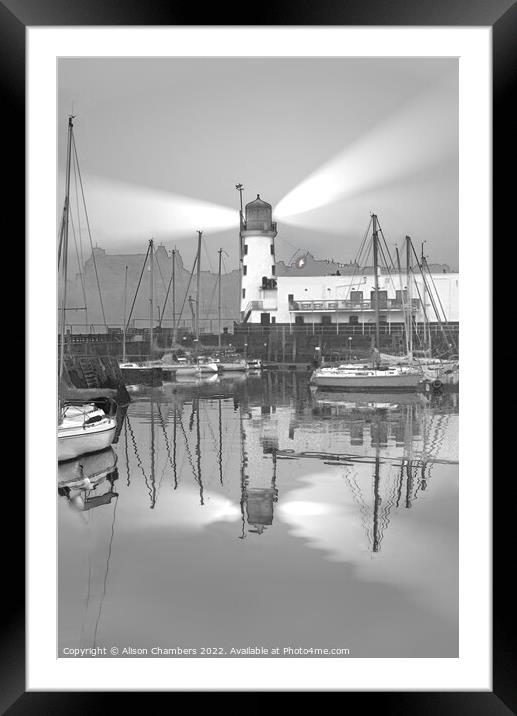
58;57;458;270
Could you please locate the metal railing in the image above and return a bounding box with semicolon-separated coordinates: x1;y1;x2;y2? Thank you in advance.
288;298;420;312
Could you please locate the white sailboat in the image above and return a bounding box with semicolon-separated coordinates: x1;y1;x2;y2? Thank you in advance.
58;116;117;462
310;215;423;392
58;402;117;462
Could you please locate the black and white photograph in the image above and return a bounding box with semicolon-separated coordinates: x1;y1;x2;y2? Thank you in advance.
56;54;460;659
10;12;500;698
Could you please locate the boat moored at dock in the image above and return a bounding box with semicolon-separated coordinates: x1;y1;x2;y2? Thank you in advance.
310;363;424;391
58;401;117;462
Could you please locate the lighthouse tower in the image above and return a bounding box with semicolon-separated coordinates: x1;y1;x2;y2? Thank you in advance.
240;195;277;321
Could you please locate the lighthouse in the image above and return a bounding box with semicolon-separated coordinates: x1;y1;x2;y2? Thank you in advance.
240;194;277;322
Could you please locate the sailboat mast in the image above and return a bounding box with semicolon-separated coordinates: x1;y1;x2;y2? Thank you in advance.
59;115;74;380
171;249;176;345
149;238;154;357
406;236;413;356
195;231;202;341
122;265;128;362
372;214;381;359
218;248;222;350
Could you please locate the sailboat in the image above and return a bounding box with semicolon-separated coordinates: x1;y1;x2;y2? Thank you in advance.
379;237;459;387
58;116;117;462
310;215;424;392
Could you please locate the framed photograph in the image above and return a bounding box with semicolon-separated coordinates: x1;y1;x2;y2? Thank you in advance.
5;0;511;708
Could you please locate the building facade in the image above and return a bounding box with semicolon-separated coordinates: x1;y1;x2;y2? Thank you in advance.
239;195;458;328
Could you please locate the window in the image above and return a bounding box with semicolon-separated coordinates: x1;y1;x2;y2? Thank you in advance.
322;315;331;325
295;316;304;325
242;289;246;299
349;315;359;325
395;289;407;305
260;313;270;325
270;244;274;255
243;265;247;276
262;277;277;290
371;290;388;308
271;316;276;324
350;291;363;303
271;265;275;275
244;244;248;255
288;294;294;302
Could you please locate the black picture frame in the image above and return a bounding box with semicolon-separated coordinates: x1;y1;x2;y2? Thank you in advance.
6;0;512;711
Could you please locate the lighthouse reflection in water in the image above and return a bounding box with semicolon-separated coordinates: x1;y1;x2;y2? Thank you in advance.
58;373;458;657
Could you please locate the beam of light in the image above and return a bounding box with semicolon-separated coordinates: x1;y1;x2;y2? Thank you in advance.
58;174;239;245
274;75;457;226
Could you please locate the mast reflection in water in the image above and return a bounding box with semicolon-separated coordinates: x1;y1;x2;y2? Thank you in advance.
58;373;458;657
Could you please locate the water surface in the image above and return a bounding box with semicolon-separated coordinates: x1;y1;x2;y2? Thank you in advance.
58;373;458;657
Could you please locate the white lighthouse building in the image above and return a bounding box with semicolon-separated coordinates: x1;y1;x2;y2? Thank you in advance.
240;195;278;322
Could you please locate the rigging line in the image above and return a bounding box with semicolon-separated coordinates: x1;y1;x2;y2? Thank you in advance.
276;234;305;256
418;254;458;352
376;218;397;272
71;133;107;329
124;243;151;332
159;257;175;329
204;275;220;318
200;403;222;483
176;406;200;486
201;402;219;453
422;255;458;351
156;403;175;474
419;252;448;323
407;267;429;350
340;216;373;301
57;210;65;266
355;217;373;267
412;242;453;334
154;255;168;294
92;493;119;648
126;415;153;505
175;254;198;331
202;236;214;273
343;467;374;549
69;211;89;324
72;146;87;282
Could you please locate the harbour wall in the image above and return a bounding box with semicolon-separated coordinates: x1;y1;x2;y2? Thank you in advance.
60;321;459;363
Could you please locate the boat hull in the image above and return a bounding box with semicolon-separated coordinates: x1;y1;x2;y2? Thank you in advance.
58;419;117;462
218;362;248;372
310;372;423;391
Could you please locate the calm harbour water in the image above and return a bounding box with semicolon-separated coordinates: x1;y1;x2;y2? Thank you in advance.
58;372;458;658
